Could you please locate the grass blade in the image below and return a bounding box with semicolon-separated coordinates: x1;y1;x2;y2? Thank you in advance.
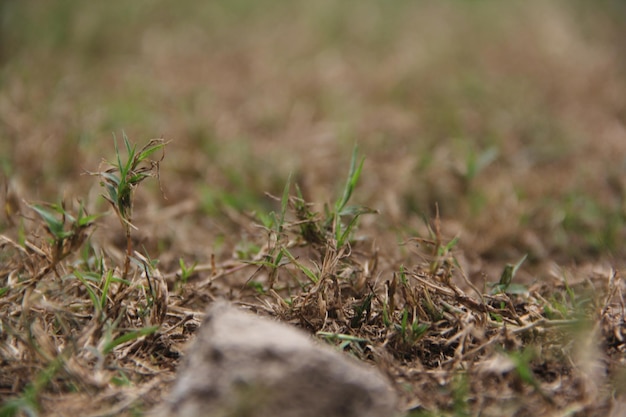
335;145;364;214
72;270;101;317
102;325;159;355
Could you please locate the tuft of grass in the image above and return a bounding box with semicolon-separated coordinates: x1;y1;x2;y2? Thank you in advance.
27;201;102;276
0;137;173;416
330;145;378;249
490;254;527;295
71;269;118;321
95;133;166;279
177;257;198;289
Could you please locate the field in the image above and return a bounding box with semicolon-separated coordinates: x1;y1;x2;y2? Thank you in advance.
1;1;626;416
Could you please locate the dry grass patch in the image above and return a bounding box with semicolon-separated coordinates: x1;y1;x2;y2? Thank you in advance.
2;1;626;416
1;139;625;416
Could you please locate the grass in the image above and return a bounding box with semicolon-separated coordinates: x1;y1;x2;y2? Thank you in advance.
1;1;626;416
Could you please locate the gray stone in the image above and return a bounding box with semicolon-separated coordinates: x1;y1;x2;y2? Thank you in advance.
152;301;398;417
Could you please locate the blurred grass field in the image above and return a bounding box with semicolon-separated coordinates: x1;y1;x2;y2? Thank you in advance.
2;0;626;262
1;1;626;416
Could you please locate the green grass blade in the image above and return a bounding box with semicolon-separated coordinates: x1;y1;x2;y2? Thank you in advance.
278;173;292;233
100;270;114;311
0;398;33;417
336;206;377;247
317;332;368;343
137;142;166;162
438;236;460;256
511;254;528;277
72;270;101;317
282;248;318;283
122;132;136;176
29;204;66;238
335;145;364;213
113;133;123;176
400;308;409;341
102;325;159;355
100;171;121;186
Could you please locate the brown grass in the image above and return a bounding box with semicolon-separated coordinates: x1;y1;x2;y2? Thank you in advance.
1;1;626;416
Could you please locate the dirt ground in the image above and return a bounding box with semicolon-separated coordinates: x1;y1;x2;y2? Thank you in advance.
1;1;626;416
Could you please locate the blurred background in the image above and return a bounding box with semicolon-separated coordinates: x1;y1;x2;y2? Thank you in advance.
1;0;625;269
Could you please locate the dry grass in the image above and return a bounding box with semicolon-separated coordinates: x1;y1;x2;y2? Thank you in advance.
1;1;626;416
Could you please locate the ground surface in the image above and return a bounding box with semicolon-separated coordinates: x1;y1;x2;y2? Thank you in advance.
1;1;626;416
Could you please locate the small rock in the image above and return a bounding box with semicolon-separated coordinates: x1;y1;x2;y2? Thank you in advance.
152;301;398;417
